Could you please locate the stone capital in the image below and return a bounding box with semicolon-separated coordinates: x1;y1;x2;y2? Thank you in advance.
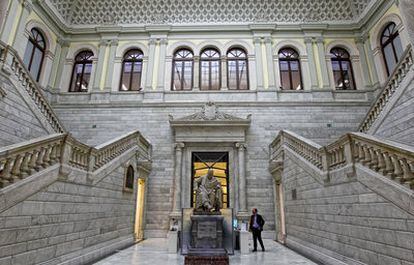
21;0;33;12
253;37;262;45
174;142;185;150
315;37;325;44
159;38;168;45
235;142;247;150
148;38;157;45
110;39;119;46
264;37;273;45
57;38;70;47
99;39;110;47
304;37;313;44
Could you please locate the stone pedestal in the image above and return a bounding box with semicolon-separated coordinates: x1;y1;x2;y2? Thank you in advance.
189;214;226;255
184;255;229;265
167;230;178;253
239;231;250;254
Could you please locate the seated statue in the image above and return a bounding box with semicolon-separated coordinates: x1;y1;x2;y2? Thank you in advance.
194;168;223;213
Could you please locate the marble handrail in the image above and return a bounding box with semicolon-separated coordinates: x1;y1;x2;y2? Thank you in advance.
0;41;65;133
0;131;152;189
270;130;414;190
359;44;413;132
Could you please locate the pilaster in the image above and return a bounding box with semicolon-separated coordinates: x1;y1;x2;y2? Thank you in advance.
364;35;380;87
145;38;157;90
264;37;276;89
236;142;247;214
92;40;110;91
104;39;119;90
355;36;372;89
13;0;33;57
220;55;228;90
315;37;331;89
156;38;168;90
253;37;264;90
304;37;319;89
193;56;200;90
0;0;20;44
172;142;184;213
52;38;69;90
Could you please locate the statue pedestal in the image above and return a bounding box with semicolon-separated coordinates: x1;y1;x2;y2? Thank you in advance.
188;214;226;255
186;214;228;265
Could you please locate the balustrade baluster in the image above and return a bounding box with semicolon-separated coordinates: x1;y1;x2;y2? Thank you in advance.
376;150;386;173
10;155;23;182
0;158;13;187
390;155;403;181
35;148;45;170
400;158;413;188
20;152;32;178
362;145;371;165
368;148;378;170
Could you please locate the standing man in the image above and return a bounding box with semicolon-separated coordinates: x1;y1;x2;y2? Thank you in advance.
249;208;265;252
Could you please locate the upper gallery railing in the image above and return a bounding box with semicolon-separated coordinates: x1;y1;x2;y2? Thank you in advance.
270;130;414;190
0;41;65;133
359;44;413;133
0;131;151;189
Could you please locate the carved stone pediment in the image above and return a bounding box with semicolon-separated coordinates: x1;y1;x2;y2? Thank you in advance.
169;102;251;143
169;102;251;127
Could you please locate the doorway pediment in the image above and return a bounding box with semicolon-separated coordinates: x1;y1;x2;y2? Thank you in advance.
169;102;251;143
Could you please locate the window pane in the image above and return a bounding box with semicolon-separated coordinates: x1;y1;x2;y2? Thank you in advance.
200;61;210;90
173;61;183;90
280;70;290;90
210;61;220;90
130;62;142;90
238;61;248;90
81;71;90;91
121;62;132;91
291;70;301;90
23;42;34;67
182;61;193;90
333;70;343;88
70;64;82;92
384;44;396;74
228;60;237;89
393;35;404;60
30;48;43;80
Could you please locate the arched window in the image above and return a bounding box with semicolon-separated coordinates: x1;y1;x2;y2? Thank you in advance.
120;49;143;91
227;48;249;90
278;48;302;90
69;50;94;92
172;48;193;90
381;22;404;76
200;48;221;90
23;28;46;82
124;165;134;190
330;47;356;90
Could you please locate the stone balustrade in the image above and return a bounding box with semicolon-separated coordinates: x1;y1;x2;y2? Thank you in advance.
270;130;414;190
0;41;65;133
0;134;65;188
0;131;151;189
359;44;413;132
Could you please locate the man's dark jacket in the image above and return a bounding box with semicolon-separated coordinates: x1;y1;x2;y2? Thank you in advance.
249;214;265;231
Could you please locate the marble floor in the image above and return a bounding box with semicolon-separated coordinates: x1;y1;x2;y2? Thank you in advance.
94;238;317;265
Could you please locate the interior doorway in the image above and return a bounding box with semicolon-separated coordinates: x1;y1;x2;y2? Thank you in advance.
135;178;146;241
191;152;229;208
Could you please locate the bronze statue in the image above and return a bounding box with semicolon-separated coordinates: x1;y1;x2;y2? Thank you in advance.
194;168;223;213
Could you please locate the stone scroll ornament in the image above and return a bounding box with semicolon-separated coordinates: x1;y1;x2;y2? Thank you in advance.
193;168;223;213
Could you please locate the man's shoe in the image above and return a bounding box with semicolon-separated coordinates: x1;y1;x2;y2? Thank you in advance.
262;249;265;252
252;249;257;252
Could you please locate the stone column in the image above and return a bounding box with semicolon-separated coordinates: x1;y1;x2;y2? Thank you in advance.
399;0;414;47
253;37;264;90
364;35;380;87
13;0;33;57
265;37;276;89
355;37;372;89
220;55;228;90
172;142;184;213
315;37;331;89
145;38;157;90
53;39;69;91
0;0;20;43
304;37;319;89
104;39;119;91
236;142;247;213
193;56;200;90
92;40;109;91
157;38;168;90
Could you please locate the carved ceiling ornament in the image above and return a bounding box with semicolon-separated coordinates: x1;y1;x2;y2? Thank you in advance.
48;0;374;26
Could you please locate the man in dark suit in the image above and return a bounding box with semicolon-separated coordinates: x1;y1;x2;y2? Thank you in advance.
249;208;265;252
